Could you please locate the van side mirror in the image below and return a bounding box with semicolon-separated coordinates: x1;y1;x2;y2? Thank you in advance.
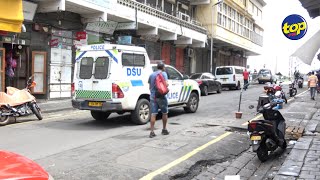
183;75;189;79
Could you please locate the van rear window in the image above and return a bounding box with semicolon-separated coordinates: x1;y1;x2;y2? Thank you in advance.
79;57;94;79
94;57;109;79
216;68;233;75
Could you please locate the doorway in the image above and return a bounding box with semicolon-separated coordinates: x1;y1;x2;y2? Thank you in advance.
3;43;29;90
0;48;5;92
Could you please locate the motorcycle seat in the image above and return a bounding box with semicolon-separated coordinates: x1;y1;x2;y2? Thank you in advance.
0;90;34;107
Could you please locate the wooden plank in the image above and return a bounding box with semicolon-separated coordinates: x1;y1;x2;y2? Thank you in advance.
286;126;294;133
293;126;299;133
298;127;304;134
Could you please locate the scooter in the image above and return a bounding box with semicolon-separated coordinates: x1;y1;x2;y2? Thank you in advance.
289;82;297;97
0;76;42;126
263;83;287;104
297;77;303;88
248;103;287;162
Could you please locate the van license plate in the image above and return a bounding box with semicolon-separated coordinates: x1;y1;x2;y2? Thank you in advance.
251;136;261;140
88;102;102;107
223;79;226;82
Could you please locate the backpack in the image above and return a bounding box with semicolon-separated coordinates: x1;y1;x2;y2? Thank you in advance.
155;72;169;98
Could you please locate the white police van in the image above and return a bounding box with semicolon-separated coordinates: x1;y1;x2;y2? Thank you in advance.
71;44;200;125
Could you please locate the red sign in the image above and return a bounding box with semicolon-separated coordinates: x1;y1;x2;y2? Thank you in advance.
76;31;86;40
50;39;59;47
0;30;8;36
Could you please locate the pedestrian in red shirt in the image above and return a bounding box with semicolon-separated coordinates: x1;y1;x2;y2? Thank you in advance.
243;69;250;90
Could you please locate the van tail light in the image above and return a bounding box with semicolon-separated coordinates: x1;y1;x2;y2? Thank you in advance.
233;75;235;81
197;80;202;85
112;83;124;98
71;83;75;96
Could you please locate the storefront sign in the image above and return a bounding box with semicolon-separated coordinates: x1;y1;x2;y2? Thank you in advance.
76;31;87;40
0;30;8;36
118;36;132;45
86;21;118;35
3;37;12;43
50;39;59;47
116;22;137;30
23;1;38;21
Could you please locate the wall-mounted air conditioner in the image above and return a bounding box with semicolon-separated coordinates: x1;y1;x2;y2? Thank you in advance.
187;48;194;57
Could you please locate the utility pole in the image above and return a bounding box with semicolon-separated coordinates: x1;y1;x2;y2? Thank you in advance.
210;0;223;74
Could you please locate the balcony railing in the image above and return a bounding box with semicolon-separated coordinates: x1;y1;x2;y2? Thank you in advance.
117;0;207;34
250;31;263;46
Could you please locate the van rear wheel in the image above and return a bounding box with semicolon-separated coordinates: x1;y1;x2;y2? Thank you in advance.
91;111;111;121
131;99;150;125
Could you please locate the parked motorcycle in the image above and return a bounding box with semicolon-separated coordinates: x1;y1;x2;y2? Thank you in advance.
248;103;287;162
297;77;303;88
263;83;287;104
0;76;42;126
289;82;297;97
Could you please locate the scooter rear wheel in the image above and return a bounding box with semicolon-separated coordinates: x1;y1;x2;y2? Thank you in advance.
0;115;10;126
257;144;269;162
30;103;43;120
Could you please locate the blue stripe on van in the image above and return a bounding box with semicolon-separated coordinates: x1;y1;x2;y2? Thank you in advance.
76;51;86;61
106;50;118;63
130;80;143;86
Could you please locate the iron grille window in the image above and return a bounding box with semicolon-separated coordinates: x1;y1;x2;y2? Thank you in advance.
94;57;109;79
79;57;94;79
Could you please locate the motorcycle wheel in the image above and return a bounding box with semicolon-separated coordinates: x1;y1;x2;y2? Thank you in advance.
257;144;269;162
293;88;297;96
0;115;10;126
281;140;287;149
30;103;43;120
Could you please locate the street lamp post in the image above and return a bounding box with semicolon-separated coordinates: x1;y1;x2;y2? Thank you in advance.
210;0;223;74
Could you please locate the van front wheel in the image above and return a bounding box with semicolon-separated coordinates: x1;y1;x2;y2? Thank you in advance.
91;111;111;121
184;92;199;113
131;99;150;125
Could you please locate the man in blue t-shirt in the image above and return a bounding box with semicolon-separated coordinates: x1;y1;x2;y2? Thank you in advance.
148;62;169;138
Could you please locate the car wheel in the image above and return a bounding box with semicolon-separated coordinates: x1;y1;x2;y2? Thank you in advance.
184;92;199;113
217;85;222;93
131;98;150;125
202;86;208;96
91;111;111;121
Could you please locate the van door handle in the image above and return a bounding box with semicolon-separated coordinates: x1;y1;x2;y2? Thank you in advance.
93;81;99;83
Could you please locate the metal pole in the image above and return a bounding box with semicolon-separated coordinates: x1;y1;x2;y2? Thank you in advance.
210;5;213;74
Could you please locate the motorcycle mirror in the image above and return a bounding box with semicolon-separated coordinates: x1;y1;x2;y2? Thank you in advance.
249;105;255;109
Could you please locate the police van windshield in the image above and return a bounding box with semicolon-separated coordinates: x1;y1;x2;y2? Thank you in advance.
216;67;233;75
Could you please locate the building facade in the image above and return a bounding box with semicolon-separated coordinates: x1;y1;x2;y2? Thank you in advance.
0;0;208;99
193;0;265;73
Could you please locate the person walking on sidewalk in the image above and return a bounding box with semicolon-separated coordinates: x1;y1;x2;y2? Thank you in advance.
243;69;250;90
308;71;318;100
148;62;170;138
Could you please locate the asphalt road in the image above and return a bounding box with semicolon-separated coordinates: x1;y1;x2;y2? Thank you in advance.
0;83;306;180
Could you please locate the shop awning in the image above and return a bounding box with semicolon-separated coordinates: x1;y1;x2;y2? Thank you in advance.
291;30;320;65
0;0;24;33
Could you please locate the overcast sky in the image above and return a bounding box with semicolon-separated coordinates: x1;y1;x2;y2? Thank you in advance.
247;0;320;75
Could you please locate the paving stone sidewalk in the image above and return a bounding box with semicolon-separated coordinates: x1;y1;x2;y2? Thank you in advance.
37;98;74;113
193;90;320;180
